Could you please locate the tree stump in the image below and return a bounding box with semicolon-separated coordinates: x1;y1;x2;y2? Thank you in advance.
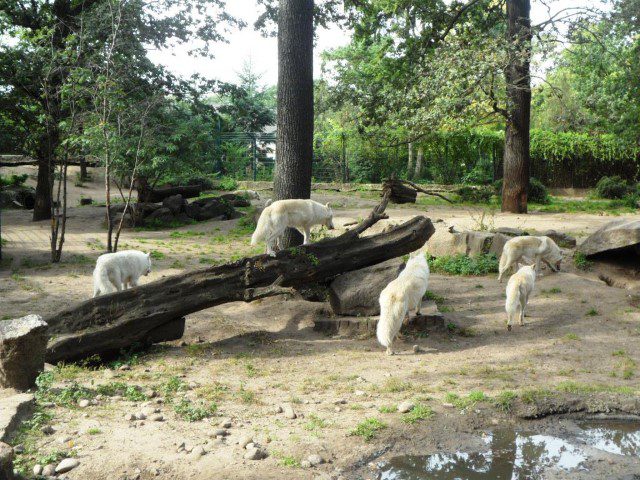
382;179;417;204
0;315;48;390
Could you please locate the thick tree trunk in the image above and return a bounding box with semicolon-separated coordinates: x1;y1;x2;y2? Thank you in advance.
44;210;435;363
274;0;314;248
79;157;88;181
406;142;414;179
502;0;532;214
32;158;53;221
413;145;424;180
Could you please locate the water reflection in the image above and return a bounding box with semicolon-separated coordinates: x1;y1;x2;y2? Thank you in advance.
578;420;640;456
378;429;587;480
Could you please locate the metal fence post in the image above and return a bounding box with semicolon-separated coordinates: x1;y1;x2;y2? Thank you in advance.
252;137;257;182
341;132;347;183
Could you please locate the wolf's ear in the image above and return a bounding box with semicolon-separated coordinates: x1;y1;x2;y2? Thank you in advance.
325;202;332;209
517;262;525;270
529;263;536;269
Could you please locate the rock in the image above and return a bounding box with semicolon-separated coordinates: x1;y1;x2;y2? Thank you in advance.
192;445;206;457
494;227;526;237
543;230;577;248
12;444;23;454
245;442;255;450
412;345;421;354
118;364;131;371
212;429;228;437
282;404;297;419
41;425;55;435
162;194;187;215
110;212;135;229
301;460;312;468
398;401;415;413
144;207;175;225
124;413;135;421
578;219;640;257
42;464;56;476
426;229;509;258
238;435;253;448
307;454;324;466
355;390;365;397
57;436;72;444
145;389;157;399
187;197;237;221
103;369;116;379
150;414;164;422
244;447;267;460
231;190;260;200
55;458;79;474
33;464;43;475
328;258;405;316
273;405;283;414
0;315;48;390
0;393;35;443
135;412;147;421
78;399;90;408
219;418;232;429
219;193;251;208
79;197;93;206
1;444;15;479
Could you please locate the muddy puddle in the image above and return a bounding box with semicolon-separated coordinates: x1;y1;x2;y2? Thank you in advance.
377;420;640;480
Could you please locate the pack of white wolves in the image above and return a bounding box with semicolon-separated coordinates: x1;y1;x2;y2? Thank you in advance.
91;198;564;354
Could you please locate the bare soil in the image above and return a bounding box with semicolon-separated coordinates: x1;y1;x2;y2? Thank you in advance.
1;166;640;479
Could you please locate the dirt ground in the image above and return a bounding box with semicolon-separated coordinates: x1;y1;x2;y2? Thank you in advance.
2;166;640;479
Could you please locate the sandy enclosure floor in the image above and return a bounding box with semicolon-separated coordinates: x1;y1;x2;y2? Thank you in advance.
1;167;640;479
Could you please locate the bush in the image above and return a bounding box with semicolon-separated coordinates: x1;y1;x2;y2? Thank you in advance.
492;177;549;204
456;186;493;203
186;176;215;190
428;254;499;276
215;177;239;191
0;174;28;187
595;176;631;199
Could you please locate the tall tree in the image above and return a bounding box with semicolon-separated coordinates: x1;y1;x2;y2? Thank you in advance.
273;0;314;248
501;0;531;213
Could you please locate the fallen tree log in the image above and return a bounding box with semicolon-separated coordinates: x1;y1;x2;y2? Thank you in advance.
138;185;202;203
382;179;417;204
44;196;435;363
0;155;98;168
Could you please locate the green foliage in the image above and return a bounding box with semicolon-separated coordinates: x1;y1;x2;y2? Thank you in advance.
401;404;434;424
95;382;147;402
429;254;499;276
456;186;493;203
528;177;550;204
215;177;239;191
349;418;387;441
573;252;593;271
0;174;28;187
595;176;633;199
173;399;217;422
494;391;517;412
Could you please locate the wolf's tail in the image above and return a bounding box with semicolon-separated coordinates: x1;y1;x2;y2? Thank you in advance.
93;263;111;297
251;209;271;246
377;293;407;348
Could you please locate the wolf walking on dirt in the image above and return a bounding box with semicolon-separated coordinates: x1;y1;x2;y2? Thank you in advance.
498;236;563;282
93;250;152;297
505;263;536;331
251;199;334;256
377;252;430;355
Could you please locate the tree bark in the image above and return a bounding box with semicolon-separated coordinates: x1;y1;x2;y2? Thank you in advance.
502;0;532;214
413;145;424;180
406;142;414;179
44;211;435;363
32;157;53;221
273;0;314;248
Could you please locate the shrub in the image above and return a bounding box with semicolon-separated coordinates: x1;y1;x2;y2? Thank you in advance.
0;174;28;187
187;176;215;190
456;186;493;203
492;177;549;204
429;254;499;276
215;177;239;191
595;176;631;199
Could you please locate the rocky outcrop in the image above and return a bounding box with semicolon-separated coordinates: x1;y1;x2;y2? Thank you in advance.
0;315;48;390
578;219;640;257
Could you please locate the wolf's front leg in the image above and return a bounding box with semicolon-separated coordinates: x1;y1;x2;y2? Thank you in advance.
386;345;394;356
302;227;311;245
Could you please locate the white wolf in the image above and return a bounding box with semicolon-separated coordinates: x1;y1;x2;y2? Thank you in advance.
93;250;152;297
505;263;536;331
498;235;563;282
377;252;430;355
250;199;334;256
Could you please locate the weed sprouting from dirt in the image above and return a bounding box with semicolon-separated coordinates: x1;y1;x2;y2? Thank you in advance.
349;418;387;441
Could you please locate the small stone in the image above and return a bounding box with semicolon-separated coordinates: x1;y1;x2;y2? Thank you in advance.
125;413;135;421
13;444;24;454
307;454;324;466
238;436;253;448
301;460;311;468
135;412;147;420
213;429;227;437
354;390;365;397
103;369;115;379
41;402;55;408
273;405;283;414
334;399;347;405
57;436;72;444
150;414;164;422
412;345;421;354
42;464;56;476
78;399;90;408
334;407;342;412
282;404;297;419
145;389;158;399
111;395;123;402
219;419;232;428
118;364;131;371
398;401;415;413
176;442;185;453
41;425;55;435
245;442;255;450
33;464;43;475
442;403;455;408
184;445;194;454
192;446;206;457
55;458;80;474
244;447;267;460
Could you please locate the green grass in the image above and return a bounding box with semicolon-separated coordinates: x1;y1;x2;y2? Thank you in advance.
564;333;581;341
542;287;562;294
172;399;217;422
169;230;206;238
304;414;329;432
401;404;434;424
585;308;599;317
423;290;446;305
95;382;148;402
149;250;165;260
444;391;488;409
349;418;387;441
574;252;593;271
378;405;397;414
280;456;301;468
429;253;499;276
87;428;102;435
493;391;517;412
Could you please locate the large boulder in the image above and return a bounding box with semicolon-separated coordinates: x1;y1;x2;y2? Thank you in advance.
543;229;577;249
144;207;176;225
0;315;48;390
162;194;187;215
578;219;640;257
0;442;14;480
0;185;35;210
328;258;405;316
426;229;509;258
220;193;251;208
187;197;237;221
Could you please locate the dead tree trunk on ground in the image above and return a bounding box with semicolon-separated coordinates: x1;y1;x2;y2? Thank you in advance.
44;196;435;363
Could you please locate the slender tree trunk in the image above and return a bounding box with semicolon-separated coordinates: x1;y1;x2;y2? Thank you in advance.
414;145;424;180
33;158;53;221
502;0;532;213
274;0;314;248
79;157;88;181
406;142;414;179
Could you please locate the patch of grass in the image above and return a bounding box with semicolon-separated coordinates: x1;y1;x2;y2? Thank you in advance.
87;428;102;435
542;287;562;294
378;405;397;414
379;377;413;393
564;333;581;341
170;260;185;269
95;382;147;402
494;391;517;413
63;254;93;265
149;250;165;260
159;376;189;397
612;350;627;357
585;308;599;316
349;418;387;441
236;384;257;404
423;290;445;305
444;391;487;409
428;253;499;276
401;404;434;424
574;252;593;271
534;196;636;215
185;343;211;356
169;230;206;238
244;362;259;378
280;456;301;468
520;388;553;404
173;398;217;422
135;217;196;231
304;414;329;432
